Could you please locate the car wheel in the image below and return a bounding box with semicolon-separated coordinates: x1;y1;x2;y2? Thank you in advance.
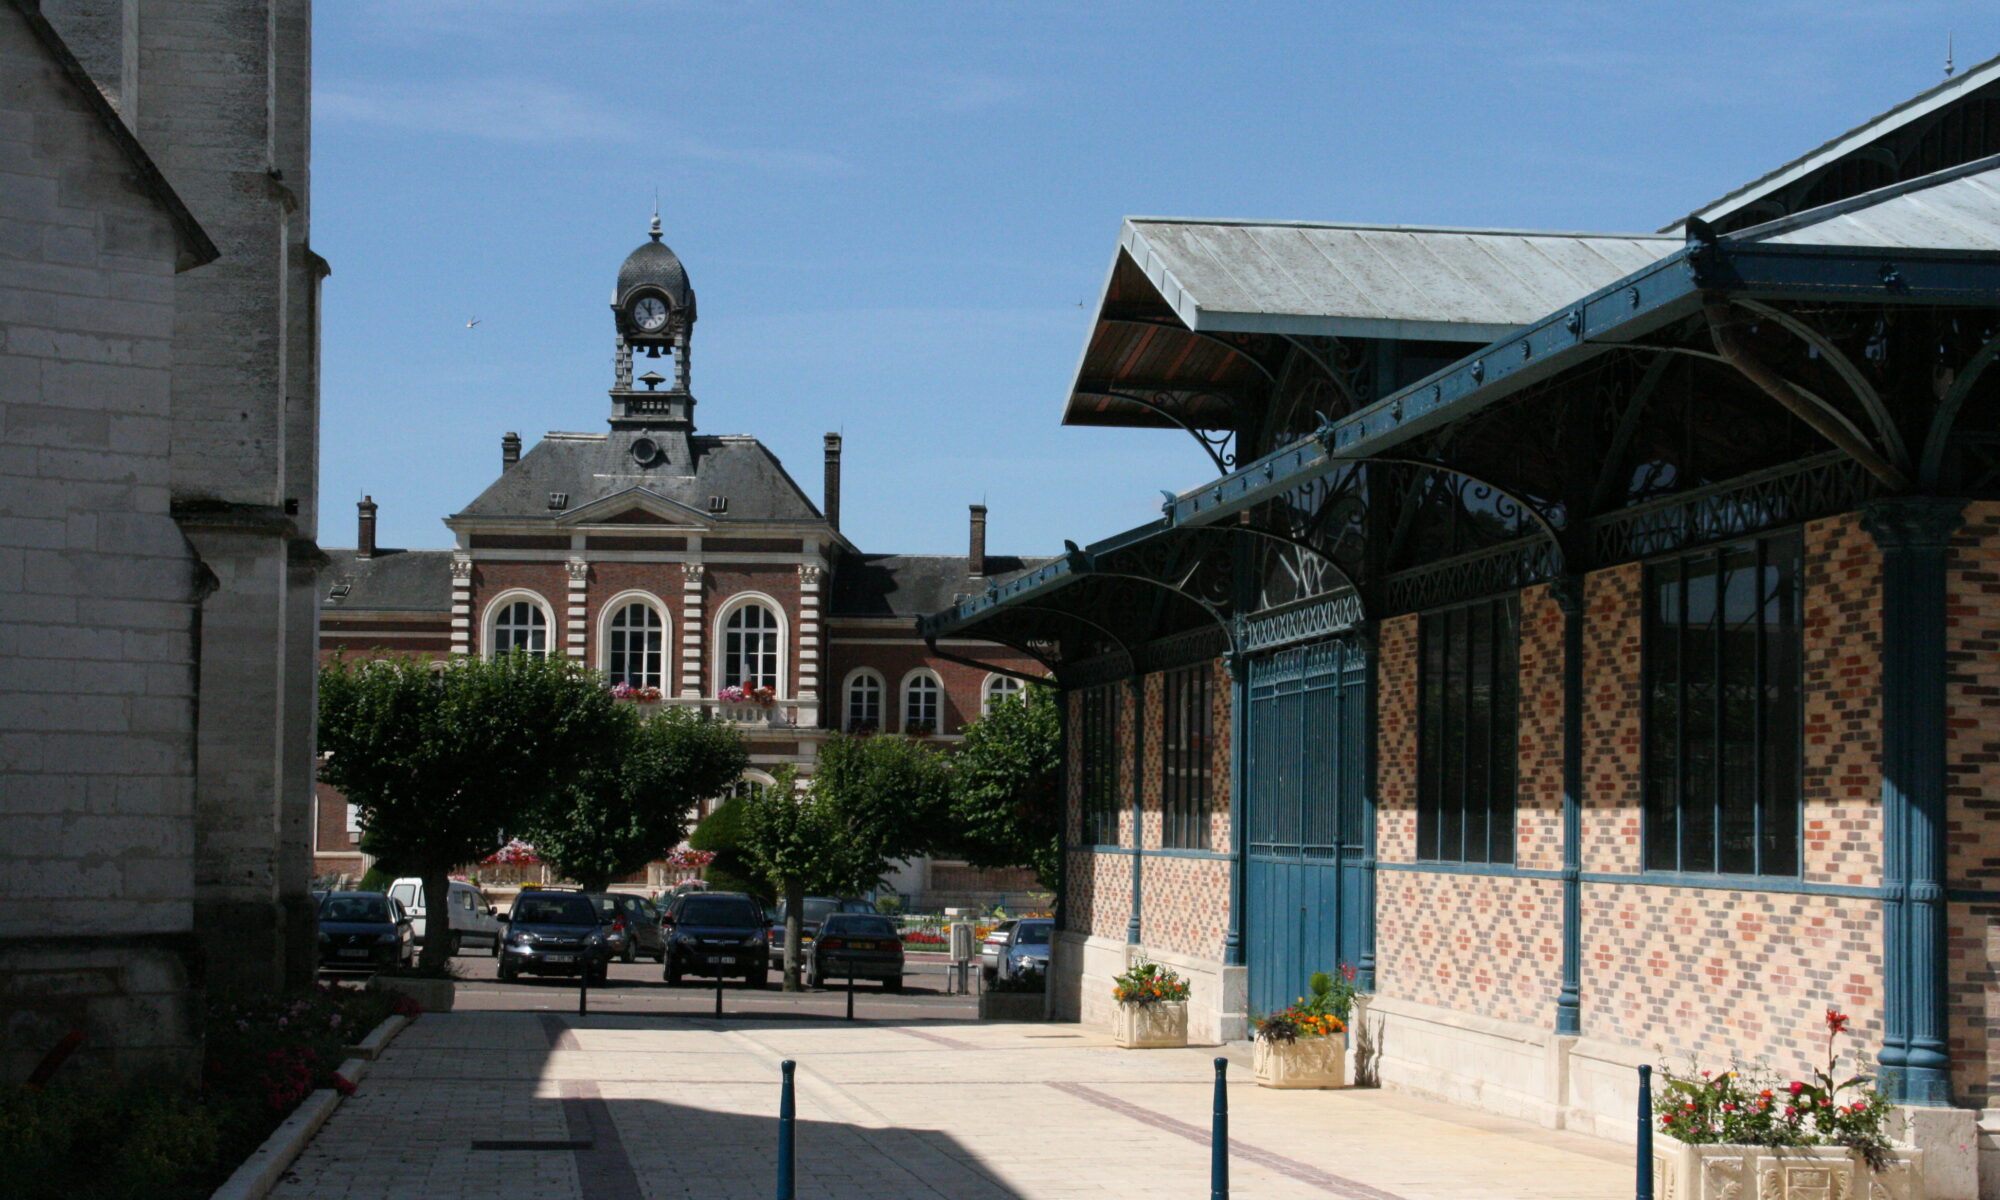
446;932;462;958
498;960;517;982
748;967;768;989
489;934;501;958
981;965;997;984
622;940;636;964
654;944;667;965
884;977;904;992
663;957;681;987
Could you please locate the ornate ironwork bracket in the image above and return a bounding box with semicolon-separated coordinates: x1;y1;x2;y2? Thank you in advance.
1100;390;1238;473
1918;326;2000;488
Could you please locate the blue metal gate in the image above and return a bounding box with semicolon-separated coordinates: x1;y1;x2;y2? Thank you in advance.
1244;637;1370;1018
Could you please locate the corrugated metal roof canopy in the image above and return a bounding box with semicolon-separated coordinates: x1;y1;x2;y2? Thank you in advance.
1741;154;2000;251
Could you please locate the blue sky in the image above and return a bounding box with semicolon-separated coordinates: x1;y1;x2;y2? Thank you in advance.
315;1;1989;558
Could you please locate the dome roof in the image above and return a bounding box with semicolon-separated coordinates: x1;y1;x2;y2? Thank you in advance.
614;221;694;313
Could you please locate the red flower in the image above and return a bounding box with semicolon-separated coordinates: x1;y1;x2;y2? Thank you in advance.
1787;1080;1806;1096
1825;1007;1850;1035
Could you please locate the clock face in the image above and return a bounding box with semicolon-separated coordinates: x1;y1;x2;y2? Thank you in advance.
631;296;668;332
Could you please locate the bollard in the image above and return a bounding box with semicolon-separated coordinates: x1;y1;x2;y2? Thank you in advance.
846;962;855;1021
1210;1056;1229;1200
1636;1063;1653;1200
715;976;724;1017
776;1059;796;1200
578;964;588;1017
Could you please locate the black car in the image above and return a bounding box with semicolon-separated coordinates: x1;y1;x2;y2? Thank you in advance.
765;896;874;967
317;891;414;972
806;913;905;990
499;891;614;983
592;892;666;963
662;891;769;987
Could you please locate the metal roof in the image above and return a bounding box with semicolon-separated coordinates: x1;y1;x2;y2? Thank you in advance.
1675;49;2000;233
1739;154;2000;251
1113;217;1674;342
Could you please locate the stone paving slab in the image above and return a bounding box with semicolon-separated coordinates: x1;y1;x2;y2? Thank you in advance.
271;1010;1629;1200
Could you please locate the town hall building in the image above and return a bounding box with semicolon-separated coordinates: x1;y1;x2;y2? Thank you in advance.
313;220;1047;904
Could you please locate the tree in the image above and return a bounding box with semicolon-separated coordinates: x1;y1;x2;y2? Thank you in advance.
810;731;955;862
522;705;747;892
688;795;768;899
317;652;626;970
948;683;1062;890
739;769;880;991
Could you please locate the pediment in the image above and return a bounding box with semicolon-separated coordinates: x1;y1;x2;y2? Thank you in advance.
557;488;711;529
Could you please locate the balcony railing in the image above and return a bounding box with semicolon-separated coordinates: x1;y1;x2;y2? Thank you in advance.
614;694;804;728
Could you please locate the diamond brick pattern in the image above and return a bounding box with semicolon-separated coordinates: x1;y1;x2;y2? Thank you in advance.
1377;871;1562;1025
1946;501;2000;1103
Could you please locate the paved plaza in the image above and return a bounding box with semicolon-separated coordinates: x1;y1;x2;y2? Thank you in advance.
275;1002;1631;1200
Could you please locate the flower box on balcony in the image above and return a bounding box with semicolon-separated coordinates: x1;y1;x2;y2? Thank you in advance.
1651;1136;1922;1200
1252;1032;1346;1089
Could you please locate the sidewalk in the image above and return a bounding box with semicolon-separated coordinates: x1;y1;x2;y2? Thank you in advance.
273;1010;1630;1200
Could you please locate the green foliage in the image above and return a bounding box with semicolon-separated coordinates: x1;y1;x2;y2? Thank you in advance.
873;893;903;915
739;769;881;900
522;705;748;891
689;797;769;899
354;865;393;893
1111;959;1190;1006
318;652;627;967
945;683;1060;889
811;732;954;862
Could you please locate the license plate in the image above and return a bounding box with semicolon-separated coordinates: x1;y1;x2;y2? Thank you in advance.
704;955;730;964
336;948;369;958
544;953;575;963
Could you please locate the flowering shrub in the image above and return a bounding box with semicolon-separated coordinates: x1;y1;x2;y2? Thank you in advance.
1655;1008;1894;1171
482;837;540;865
1253;967;1359;1042
660;847;716;868
1112;960;1191;1006
610;681;636;700
718;685;777;706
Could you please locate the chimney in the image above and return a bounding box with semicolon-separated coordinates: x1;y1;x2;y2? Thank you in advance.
357;495;378;559
502;431;522;468
823;433;842;531
968;504;987;577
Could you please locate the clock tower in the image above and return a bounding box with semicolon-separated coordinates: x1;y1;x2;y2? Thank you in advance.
609;213;697;440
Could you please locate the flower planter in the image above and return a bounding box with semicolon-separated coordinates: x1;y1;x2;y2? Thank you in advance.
979;991;1045;1022
369;975;454;1013
1113;1000;1187;1049
1253;1033;1347;1089
1651;1134;1923;1200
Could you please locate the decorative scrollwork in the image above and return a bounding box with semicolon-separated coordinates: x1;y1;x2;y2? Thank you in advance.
1589;451;1879;562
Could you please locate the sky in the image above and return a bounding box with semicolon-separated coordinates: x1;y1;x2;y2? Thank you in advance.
315;0;1993;558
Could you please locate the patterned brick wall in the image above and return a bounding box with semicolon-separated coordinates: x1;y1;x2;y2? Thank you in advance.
1140;855;1230;959
1068;848;1132;941
1581;563;1643;873
1140;674;1163;849
1946;501;2000;1104
1376;614;1419;864
1211;656;1233;855
1517;584;1565;872
1377;871;1562;1026
1802;513;1885;886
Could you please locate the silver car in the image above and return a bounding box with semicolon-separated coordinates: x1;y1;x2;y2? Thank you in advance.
1001;918;1053;982
979;919;1017;983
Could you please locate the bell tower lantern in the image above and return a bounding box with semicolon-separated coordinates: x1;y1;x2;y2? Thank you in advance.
609;213;698;430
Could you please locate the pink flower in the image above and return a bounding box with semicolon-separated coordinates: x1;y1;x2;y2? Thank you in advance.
1787;1081;1806;1096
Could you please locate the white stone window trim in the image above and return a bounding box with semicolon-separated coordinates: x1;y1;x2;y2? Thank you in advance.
841;667;887;732
481;588;558;660
712;591;789;696
899;668;944;736
596;589;672;688
981;673;1025;716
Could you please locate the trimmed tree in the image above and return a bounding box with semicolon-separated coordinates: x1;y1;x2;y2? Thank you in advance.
688;796;769;900
317;652;626;970
522;705;748;892
739;770;881;991
810;731;955;862
947;683;1062;890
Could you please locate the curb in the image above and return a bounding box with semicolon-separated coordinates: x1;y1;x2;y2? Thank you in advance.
343;1012;408;1060
208;1088;340;1200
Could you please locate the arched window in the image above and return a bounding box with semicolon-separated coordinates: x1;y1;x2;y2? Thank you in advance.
723;602;781;690
489;597;549;659
605;601;664;688
844;670;884;733
902;671;941;735
982;674;1023;716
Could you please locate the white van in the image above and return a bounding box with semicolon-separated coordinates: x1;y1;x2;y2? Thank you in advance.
386;878;504;956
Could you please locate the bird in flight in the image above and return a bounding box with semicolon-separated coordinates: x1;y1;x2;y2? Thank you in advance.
466;317;481;328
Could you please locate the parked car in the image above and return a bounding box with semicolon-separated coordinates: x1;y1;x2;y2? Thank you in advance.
979;919;1017;983
806;913;905;990
662;891;769;987
385;877;504;956
317;891;415;972
765;896;874;967
593;892;666;963
1002;918;1053;982
498;891;613;984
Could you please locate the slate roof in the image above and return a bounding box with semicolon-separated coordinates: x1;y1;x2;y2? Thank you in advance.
454;432;822;523
1111;217;1673;342
322;548;455;612
1737;154;2000;251
829;555;1055;618
616;235;694;311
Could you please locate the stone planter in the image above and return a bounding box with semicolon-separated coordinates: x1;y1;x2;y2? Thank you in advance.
1651;1134;1923;1200
979;992;1045;1022
1252;1033;1347;1089
369;975;454;1013
1113;1000;1187;1049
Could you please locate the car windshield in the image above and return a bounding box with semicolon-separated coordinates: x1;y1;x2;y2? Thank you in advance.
679;897;761;928
320;895;389;923
821;915;897;937
512;896;598;925
1014;923;1051;946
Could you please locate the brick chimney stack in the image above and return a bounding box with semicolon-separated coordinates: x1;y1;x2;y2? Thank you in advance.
502;431;521;468
823;433;842;531
357;495;378;559
969;504;987;577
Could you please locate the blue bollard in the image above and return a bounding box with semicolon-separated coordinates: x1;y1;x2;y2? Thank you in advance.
1211;1056;1229;1200
777;1059;796;1200
1636;1063;1653;1200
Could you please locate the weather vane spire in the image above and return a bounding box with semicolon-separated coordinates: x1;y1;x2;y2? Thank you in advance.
1946;31;1956;78
650;188;662;241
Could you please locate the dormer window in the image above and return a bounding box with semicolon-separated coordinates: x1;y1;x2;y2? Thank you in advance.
548;492;569;511
708;495;728;513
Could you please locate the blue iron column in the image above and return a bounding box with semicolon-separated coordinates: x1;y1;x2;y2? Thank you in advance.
1862;497;1964;1106
1128;674;1144;945
1553;577;1585;1037
1223;647;1248;966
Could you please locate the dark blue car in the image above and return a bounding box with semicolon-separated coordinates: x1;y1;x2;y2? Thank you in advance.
318;891;415;972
